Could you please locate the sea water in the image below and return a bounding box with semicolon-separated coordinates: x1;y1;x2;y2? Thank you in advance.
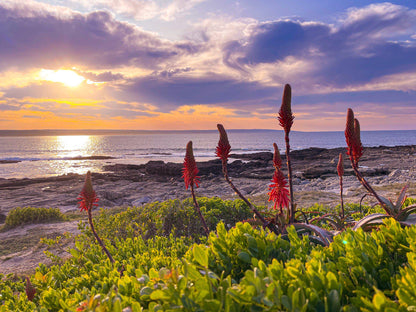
0;130;415;179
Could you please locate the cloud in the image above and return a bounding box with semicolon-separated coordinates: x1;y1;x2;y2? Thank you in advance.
1;1;416;130
67;0;206;21
77;70;124;82
160;0;205;21
115;76;278;111
0;1;199;70
222;3;416;88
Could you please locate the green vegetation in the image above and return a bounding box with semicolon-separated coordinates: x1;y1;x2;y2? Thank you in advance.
87;197;254;241
2;207;66;230
1;198;416;311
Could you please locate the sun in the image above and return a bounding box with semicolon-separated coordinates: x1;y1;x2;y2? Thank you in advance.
39;69;85;87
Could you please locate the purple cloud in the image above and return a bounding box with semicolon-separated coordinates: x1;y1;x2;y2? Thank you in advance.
223;3;416;86
0;2;198;70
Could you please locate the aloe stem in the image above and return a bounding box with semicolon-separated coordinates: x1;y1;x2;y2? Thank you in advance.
348;149;389;214
221;163;279;235
191;184;210;236
87;210;114;264
285;133;295;223
339;174;344;219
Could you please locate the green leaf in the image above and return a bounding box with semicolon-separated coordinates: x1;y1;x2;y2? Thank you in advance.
237;251;251;264
140;286;153;296
281;295;291;310
193;244;209;267
150;290;170;301
327;290;341;312
69;248;80;258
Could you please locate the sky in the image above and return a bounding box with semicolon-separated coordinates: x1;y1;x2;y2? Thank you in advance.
0;0;415;131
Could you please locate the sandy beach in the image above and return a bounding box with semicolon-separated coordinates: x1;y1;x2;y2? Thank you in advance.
1;145;415;274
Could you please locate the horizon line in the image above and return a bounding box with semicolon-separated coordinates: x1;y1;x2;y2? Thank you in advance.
1;128;416;136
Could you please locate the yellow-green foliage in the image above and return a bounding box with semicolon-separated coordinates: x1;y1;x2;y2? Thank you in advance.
2;217;416;311
4;207;66;229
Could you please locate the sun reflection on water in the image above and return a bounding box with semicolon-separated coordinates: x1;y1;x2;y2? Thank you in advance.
50;135;101;176
57;135;91;158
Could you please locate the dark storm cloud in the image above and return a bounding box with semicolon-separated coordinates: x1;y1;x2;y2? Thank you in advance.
0;3;197;70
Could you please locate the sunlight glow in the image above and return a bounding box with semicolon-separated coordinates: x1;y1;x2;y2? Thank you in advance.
39;69;85;87
57;135;90;157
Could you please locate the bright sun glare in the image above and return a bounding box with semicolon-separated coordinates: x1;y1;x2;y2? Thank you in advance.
57;135;90;157
39;69;85;87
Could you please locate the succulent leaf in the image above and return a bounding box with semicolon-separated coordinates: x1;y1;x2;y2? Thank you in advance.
292;223;333;246
394;185;408;212
377;195;395;215
353;213;388;231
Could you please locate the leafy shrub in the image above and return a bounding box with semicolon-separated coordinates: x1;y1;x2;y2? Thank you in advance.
3;217;416;311
86;197;254;242
3;207;66;229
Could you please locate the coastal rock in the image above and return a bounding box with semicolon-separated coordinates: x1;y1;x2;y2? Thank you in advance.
132;196;152;206
388;169;402;178
145;161;181;176
0;145;415;217
229;152;272;162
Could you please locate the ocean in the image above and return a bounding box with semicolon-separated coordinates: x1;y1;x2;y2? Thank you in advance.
1;129;415;179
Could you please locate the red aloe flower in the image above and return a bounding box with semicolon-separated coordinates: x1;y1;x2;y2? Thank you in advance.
182;141;200;190
345;108;355;148
272;143;282;169
25;277;36;301
337;153;344;177
77;171;99;212
268;169;290;212
344;108;363;165
216;124;231;164
353;118;363;163
278;84;294;133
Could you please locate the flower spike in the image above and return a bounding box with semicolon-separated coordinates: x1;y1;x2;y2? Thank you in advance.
216;124;231;164
182;141;200;190
273;143;282;169
353;118;363;164
25;277;36;301
345;108;363;165
268;169;290;213
278;84;294;133
77;171;99;212
183;141;208;236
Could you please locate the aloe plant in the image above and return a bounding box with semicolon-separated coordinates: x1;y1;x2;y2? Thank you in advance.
215;85;334;246
344;109;416;230
183;141;210;236
353;185;416;230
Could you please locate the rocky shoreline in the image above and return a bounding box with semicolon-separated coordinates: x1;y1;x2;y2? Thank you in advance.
1;145;415;216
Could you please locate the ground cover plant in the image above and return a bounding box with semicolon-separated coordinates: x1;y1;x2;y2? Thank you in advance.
2;207;66;230
2;215;416;311
1;84;416;311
